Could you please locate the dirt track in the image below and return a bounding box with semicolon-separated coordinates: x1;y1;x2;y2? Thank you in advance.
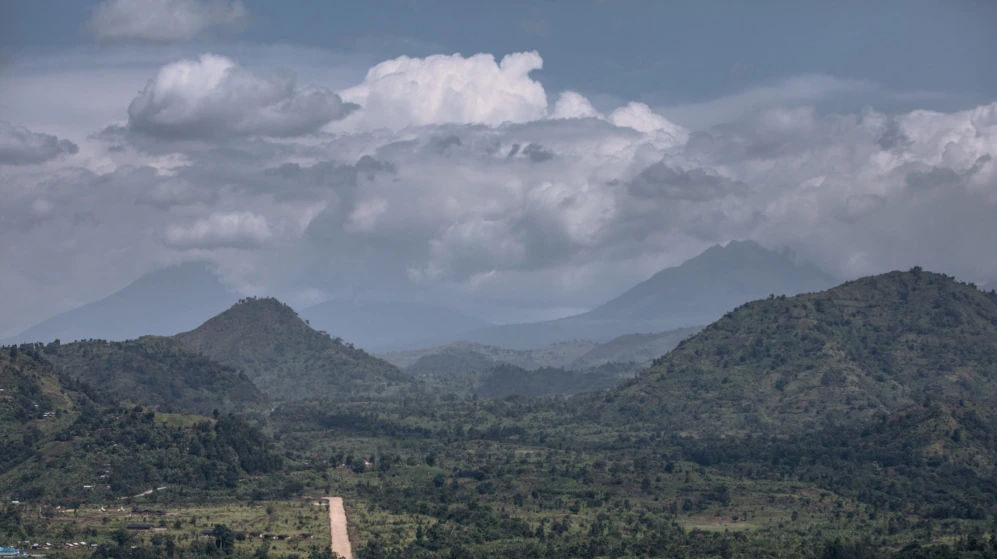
121;486;168;500
324;497;352;559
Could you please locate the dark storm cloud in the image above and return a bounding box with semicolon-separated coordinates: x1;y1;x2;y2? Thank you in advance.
628;162;745;202
0;122;79;165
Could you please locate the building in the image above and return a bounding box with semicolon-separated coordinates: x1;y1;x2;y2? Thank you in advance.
0;547;23;557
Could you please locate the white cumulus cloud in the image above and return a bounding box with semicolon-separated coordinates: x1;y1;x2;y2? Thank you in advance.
2;49;997;333
551;91;601;120
339;52;548;130
127;54;357;139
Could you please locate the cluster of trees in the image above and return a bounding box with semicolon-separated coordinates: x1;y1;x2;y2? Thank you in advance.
88;525;338;559
6;402;283;500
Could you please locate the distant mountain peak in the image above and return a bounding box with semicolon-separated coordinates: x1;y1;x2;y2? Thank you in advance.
588;239;836;322
460;241;838;349
4;261;237;345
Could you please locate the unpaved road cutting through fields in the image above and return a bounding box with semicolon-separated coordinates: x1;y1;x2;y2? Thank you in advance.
324;497;352;559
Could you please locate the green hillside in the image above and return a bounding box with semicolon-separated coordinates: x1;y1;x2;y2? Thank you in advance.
0;346;282;501
670;398;997;521
40;336;264;415
603;269;997;433
176;297;413;400
474;362;637;398
389;340;598;374
569;326;701;369
1;346;91;478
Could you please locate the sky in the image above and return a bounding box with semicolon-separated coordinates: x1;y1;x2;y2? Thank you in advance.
1;0;996;336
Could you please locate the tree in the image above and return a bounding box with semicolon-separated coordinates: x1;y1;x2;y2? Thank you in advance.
211;524;235;555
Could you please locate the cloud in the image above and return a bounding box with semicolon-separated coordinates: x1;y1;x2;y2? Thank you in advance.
627;162;745;201
127;54;357;139
87;0;249;44
551;91;601;120
0;122;79;165
658;74;882;130
3;49;997;334
165;211;272;249
339;52;548;129
609;102;688;141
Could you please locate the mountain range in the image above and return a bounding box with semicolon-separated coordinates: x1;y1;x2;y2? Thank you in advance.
383;327;700;374
2;262;238;345
461;240;838;348
3;263;489;353
4;240;840;354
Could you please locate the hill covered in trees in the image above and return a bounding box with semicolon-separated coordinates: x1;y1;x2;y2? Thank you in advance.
385;327;699;376
176;297;413;400
39;337;264;415
473;362;637;398
0;346;282;501
601;269;997;433
384;340;598;374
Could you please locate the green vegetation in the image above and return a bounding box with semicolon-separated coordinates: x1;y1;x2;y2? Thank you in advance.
473;362;636;398
5;270;997;558
176;298;413;400
569;327;701;369
41;336;263;415
604;270;997;433
382;339;598;373
0;348;281;501
384;328;700;374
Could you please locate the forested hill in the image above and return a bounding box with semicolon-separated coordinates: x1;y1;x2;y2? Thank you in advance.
601;269;997;433
39;337;264;416
175;297;413;400
0;346;282;501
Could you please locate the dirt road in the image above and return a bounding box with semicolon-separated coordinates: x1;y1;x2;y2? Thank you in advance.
324;497;352;559
120;486;169;500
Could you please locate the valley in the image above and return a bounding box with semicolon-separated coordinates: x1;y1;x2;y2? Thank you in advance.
3;266;997;558
7;6;996;558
